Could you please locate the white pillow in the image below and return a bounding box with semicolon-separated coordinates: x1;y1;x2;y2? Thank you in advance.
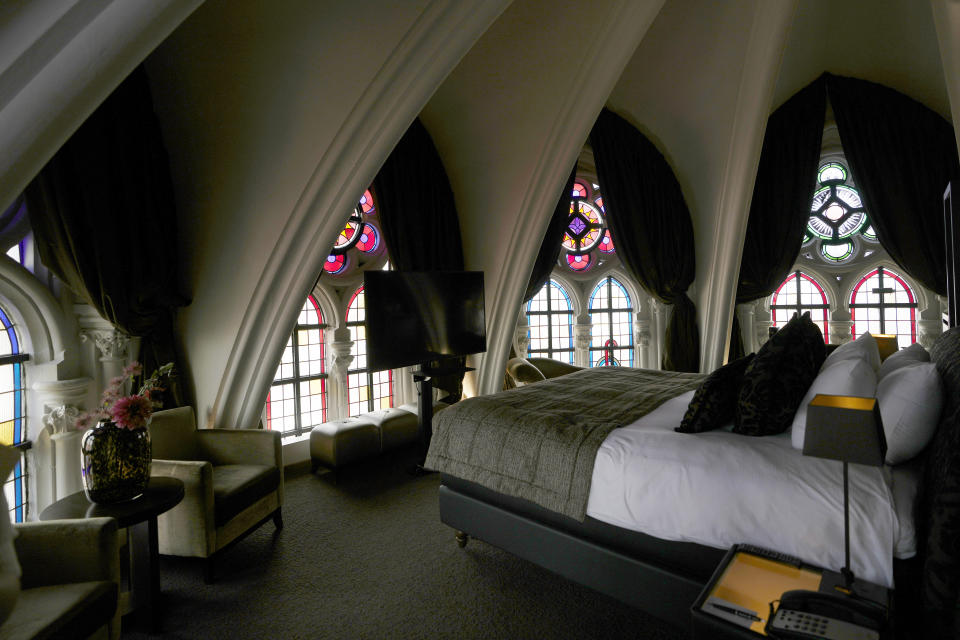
877;362;943;465
877;342;930;381
791;357;878;450
822;332;881;373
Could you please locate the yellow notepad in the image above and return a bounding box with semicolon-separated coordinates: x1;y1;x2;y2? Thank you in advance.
704;550;822;635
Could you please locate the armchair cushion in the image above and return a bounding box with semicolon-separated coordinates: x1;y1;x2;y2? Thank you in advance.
149;406;199;460
212;465;281;527
0;581;117;640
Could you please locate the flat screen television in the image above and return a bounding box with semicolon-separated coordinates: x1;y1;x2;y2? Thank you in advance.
364;270;486;372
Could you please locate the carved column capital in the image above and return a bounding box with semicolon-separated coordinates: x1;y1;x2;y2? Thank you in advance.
755;320;773;349
42;404;81;435
81;329;131;361
514;326;530;357
573;322;592;352
918;319;942;350
634;319;651;347
330;340;354;383
828;320;854;345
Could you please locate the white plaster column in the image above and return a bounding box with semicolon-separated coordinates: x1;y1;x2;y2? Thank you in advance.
32;378;93;512
737;304;756;356
651;298;667;370
634;319;651;369
574;321;592;368
328;328;354;421
829;320;853;345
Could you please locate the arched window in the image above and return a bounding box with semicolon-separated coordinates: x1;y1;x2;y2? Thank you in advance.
770;271;830;342
0;305;28;522
346;286;393;416
266;296;327;437
560;180;614;273
850;266;918;348
588;276;633;367
525;279;574;363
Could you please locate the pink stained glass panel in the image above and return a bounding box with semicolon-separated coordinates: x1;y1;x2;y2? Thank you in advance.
323;254;346;274
356;224;379;253
567;254;592;272
359;189;375;214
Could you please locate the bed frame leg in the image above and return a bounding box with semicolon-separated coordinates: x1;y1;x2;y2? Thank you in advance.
455;531;469;548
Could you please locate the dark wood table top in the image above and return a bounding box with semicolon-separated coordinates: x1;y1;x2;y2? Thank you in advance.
39;476;185;528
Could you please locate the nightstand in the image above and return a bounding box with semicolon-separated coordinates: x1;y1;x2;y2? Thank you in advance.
691;544;893;639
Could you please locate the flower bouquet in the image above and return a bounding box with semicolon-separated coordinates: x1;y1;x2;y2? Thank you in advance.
78;362;174;503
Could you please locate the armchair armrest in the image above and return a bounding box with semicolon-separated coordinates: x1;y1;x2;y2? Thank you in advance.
14;517;119;589
152;459;216;557
198;429;282;468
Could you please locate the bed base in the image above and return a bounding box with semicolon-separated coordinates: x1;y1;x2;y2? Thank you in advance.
438;484;705;628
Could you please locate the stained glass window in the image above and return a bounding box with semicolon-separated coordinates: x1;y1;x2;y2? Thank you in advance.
588;277;634;367
526;280;574;364
560;181;613;272
850;266;917;349
0;305;27;522
324;189;385;278
770;271;830;342
266;296;327;438
346;286;393;416
804;162;875;265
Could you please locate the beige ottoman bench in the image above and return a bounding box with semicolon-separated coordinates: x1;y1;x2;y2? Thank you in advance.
309;403;450;475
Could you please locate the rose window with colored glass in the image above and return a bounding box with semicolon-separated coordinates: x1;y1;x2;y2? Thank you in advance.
323;189;385;276
560;181;614;273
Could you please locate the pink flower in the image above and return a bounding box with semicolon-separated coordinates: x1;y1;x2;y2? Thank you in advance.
109;395;153;430
121;362;143;378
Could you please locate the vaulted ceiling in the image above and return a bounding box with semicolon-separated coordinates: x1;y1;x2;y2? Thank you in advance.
2;0;958;426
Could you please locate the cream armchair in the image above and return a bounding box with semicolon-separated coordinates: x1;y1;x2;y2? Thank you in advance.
1;517;120;640
148;407;283;582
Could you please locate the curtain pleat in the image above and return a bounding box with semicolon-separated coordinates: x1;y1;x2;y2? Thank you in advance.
523;167;578;303
25;66;190;405
372;118;467;399
827;73;959;296
730;76;827;359
590;108;699;372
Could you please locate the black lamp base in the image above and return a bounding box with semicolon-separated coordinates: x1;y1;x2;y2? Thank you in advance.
819;569;889;608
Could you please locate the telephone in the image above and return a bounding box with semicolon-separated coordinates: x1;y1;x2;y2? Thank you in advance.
765;589;886;640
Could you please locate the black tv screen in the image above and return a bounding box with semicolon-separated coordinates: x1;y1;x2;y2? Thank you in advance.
364;271;486;372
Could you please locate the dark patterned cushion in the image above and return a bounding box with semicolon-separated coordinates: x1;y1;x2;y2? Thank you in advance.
922;327;960;635
676;354;755;433
733;313;825;436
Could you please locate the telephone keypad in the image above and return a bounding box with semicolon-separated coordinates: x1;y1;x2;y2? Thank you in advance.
770;607;879;640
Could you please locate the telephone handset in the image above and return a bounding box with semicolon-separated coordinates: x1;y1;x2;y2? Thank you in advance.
765;590;885;640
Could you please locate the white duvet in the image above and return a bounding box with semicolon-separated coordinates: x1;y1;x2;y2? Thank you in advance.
586;390;915;588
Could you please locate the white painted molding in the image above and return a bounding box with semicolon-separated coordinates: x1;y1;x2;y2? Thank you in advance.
476;0;667;395
212;0;511;428
0;255;69;366
696;0;799;372
0;0;204;212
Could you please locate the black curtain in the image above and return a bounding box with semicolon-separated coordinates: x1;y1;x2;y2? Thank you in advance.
25;66;190;405
372;118;466;399
729;76;827;359
590;108;699;372
523;166;578;302
827;73;959;296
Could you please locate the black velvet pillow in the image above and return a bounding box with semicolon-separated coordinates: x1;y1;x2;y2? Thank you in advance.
733;313;826;436
676;353;755;433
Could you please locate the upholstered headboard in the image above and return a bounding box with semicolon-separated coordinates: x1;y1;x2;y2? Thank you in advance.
920;327;960;637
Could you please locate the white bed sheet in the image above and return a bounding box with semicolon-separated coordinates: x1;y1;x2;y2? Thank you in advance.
586;389;914;588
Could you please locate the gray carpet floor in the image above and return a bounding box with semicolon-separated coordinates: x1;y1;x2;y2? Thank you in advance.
123;449;688;639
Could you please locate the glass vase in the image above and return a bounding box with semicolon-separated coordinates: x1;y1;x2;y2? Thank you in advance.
80;419;152;504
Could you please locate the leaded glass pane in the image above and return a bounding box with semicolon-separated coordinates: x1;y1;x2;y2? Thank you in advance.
266;296;326;436
526;280;574;363
850;267;917;346
589;277;634;368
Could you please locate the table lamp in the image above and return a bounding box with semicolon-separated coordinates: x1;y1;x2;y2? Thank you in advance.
804;394;887;591
874;334;899;362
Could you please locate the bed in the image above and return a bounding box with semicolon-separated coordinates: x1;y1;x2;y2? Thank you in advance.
424;325;960;637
